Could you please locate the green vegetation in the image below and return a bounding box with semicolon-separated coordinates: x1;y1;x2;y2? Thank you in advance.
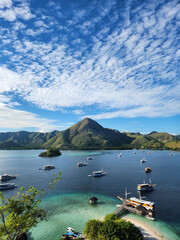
0;172;61;240
39;148;62;157
84;213;143;240
0;118;179;150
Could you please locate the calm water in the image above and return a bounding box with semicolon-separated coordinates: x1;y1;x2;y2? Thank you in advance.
0;150;180;239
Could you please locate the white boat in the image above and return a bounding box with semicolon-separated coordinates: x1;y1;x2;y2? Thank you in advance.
140;159;147;163
77;162;88;167
0;174;16;181
0;183;16;190
118;153;123;157
93;170;106;177
43;165;55;170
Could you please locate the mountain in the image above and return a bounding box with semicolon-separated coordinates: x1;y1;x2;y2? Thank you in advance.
43;118;132;149
0;118;179;150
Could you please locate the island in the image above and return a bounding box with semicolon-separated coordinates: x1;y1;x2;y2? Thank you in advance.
39;148;61;157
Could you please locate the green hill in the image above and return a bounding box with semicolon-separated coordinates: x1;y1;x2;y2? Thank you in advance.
43;118;132;149
147;132;177;143
0;118;179;150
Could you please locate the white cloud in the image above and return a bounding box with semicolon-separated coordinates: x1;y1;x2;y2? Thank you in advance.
0;0;34;21
0;0;12;9
0;0;179;125
0;97;70;132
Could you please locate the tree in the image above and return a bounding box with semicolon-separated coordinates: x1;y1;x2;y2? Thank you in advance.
0;172;61;240
84;219;103;239
84;213;143;240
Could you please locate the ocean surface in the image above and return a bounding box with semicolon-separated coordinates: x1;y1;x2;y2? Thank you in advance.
0;150;180;239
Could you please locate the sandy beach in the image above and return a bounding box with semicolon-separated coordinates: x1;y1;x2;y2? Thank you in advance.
122;216;165;240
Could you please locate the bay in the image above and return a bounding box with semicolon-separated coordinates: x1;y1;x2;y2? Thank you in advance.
0;150;180;239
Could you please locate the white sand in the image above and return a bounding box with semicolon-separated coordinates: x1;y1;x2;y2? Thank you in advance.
122;216;165;240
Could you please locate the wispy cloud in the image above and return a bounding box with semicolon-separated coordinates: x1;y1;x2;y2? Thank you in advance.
0;0;179;130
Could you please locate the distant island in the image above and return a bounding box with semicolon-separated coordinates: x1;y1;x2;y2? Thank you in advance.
0;118;179;150
39;148;61;157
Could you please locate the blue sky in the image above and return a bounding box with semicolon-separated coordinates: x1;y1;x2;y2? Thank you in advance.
0;0;179;134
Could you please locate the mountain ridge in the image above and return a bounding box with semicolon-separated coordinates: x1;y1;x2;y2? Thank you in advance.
0;118;179;150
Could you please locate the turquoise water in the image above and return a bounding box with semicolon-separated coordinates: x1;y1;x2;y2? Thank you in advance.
0;150;180;239
29;193;119;240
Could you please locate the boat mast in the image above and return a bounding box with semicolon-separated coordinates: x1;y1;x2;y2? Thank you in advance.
125;188;131;200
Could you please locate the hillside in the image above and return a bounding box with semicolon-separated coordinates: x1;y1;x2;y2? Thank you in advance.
0;118;179;150
43;118;132;149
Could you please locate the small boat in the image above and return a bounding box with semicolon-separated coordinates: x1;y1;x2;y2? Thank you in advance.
93;170;106;177
77;162;88;167
87;157;94;160
140;159;147;163
148;151;151;155
0;174;16;181
137;179;156;191
118;153;123;157
43;165;55;170
133;151;136;154
66;227;83;238
145;167;152;173
0;183;16;190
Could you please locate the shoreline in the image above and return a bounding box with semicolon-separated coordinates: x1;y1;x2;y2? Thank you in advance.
121;215;165;240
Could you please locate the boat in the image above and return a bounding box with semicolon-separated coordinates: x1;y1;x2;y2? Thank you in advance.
145;167;152;173
0;183;16;190
118;153;123;157
0;174;16;181
77;162;88;167
137;179;156;191
87;157;94;160
93;170;106;177
148;151;151;155
118;188;155;211
66;227;83;238
43;165;55;170
140;159;147;163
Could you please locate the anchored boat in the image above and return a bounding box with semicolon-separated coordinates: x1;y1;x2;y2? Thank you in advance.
145;167;152;173
140;159;147;163
77;162;88;167
93;170;106;177
116;188;155;220
137;179;156;191
43;165;55;170
0;174;16;181
0;183;16;190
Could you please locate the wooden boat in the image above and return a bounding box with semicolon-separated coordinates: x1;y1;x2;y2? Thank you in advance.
137;179;156;191
77;162;88;167
0;183;16;190
0;174;16;181
43;165;55;170
145;167;152;173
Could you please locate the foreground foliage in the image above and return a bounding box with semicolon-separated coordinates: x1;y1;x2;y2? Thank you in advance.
0;172;61;240
84;213;143;240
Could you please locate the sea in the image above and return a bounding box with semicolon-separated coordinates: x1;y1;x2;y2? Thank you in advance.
0;149;180;240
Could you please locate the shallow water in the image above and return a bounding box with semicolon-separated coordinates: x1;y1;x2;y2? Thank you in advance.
0;149;180;239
